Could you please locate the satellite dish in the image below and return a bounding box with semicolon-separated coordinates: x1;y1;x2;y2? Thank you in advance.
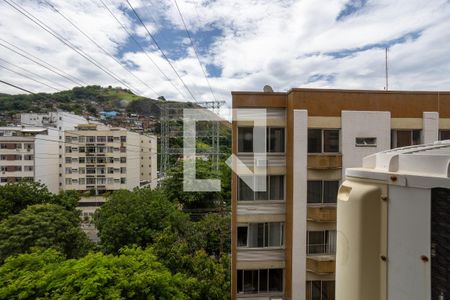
263;85;274;92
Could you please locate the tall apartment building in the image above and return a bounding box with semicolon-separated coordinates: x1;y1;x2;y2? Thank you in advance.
62;123;157;194
231;88;450;300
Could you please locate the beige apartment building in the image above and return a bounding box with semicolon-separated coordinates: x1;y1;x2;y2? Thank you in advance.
231;88;450;300
62;123;157;193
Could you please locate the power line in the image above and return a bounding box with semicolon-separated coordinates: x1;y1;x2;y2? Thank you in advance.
0;38;87;86
172;0;218;102
0;56;69;90
41;0;159;98
0;79;34;94
3;0;142;95
0;61;62;92
125;0;198;102
98;0;188;100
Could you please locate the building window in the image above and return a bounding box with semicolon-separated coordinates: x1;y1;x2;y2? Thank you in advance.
355;137;377;147
120;167;126;174
65;167;72;174
97;136;106;143
120;157;126;163
107;136;114;142
238;175;284;201
65;178;72;185
306;281;335;300
237;269;283;294
307;230;336;255
24;166;33;172
79;136;85;143
307;181;339;205
238;127;285;153
268;127;285;153
308;129;340;153
79;157;85;164
65;157;71;164
237;222;284;248
79;178;85;185
120;178;126;184
86;136;96;143
439;130;450;141
120;136;127;142
391;129;421;148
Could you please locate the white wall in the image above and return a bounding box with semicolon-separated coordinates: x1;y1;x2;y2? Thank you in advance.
126;131;141;189
292;109;308;300
34;130;60;193
342;111;391;180
422;112;439;144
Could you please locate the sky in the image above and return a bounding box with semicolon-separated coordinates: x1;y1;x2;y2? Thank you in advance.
1;0;450;106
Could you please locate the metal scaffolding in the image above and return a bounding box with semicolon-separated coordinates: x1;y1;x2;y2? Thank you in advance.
159;100;226;178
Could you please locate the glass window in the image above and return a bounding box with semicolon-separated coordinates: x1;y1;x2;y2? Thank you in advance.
268;127;285;153
237;269;284;294
307;230;336;255
243;270;258;293
308;129;322;153
323;130;340;153
238;127;253;152
238;176;284;201
355;137;377;147
440;130;450;141
246;222;284;248
269;175;284;200
306;281;335;300
237;226;248;247
268;269;283;292
259;269;268;292
392;130;422;148
308;181;338;204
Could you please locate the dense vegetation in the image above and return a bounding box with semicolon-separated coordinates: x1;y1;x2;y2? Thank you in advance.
0;159;231;300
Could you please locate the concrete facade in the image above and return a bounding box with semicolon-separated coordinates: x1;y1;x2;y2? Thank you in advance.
231;88;450;300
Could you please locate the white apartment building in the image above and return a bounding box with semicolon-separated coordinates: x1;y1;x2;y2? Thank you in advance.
231;88;450;300
0;126;60;193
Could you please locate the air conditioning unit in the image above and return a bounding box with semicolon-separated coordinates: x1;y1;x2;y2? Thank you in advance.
336;141;450;300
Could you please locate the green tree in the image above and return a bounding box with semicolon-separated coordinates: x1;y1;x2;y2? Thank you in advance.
94;189;184;253
162;159;229;209
0;247;196;300
0;182;81;220
0;204;91;261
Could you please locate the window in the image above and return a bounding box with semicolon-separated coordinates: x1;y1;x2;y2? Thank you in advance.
355;137;377;147
86;136;96;143
65;136;72;143
307;181;339;205
79;157;85;164
79;147;85;153
238;127;253;152
237;269;283;294
65;146;72;153
65;157;72;164
24;166;33;172
391;129;421;148
79;178;85;185
120;157;126;163
238;175;284;201
237;226;248;247
97;136;106;143
307;230;336;255
120;136;127;142
308;129;340;153
268;127;285;152
65;167;72;174
238;222;284;248
86;177;96;185
107;136;114;142
65;178;72;185
79;136;85;143
306;281;335;300
79;167;85;174
238;127;285;153
120;167;126;174
439;130;450;141
120;178;126;184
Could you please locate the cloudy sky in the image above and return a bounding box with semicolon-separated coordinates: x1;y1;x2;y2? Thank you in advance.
1;0;450;105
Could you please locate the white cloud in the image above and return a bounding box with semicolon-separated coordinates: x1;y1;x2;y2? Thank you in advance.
0;0;450;106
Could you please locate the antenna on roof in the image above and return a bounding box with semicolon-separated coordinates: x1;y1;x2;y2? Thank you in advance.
385;47;389;91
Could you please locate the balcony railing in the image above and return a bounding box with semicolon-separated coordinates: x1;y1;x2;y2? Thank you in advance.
307;243;336;256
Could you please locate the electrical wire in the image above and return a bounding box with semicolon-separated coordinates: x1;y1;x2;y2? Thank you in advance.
0;79;35;94
0;61;62;91
3;0;142;95
125;0;198;102
98;0;188;100
41;0;159;98
172;0;218;102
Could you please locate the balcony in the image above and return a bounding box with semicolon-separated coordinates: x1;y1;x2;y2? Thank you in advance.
307;154;342;169
307;206;336;222
306;256;335;274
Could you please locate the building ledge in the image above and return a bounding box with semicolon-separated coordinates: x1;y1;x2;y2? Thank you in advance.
307;206;336;222
306;256;335;274
307;154;342;169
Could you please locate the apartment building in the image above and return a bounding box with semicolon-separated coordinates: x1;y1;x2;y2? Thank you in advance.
231;88;450;300
0;126;60;192
62;123;157;194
